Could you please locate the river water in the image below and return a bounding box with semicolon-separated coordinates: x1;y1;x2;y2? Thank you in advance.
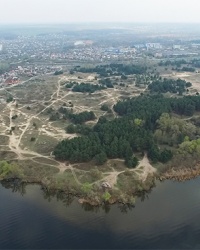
1;178;200;249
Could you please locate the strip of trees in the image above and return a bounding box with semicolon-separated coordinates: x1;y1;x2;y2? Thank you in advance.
73;63;147;77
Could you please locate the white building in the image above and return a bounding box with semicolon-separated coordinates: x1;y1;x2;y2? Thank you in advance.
173;45;181;50
146;43;162;50
74;41;84;46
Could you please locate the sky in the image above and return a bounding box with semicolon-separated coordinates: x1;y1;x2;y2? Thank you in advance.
0;0;200;24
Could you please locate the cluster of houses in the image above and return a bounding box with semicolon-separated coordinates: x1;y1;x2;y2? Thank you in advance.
0;65;62;86
0;33;200;85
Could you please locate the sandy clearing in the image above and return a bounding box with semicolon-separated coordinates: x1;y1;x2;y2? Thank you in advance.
100;154;157;188
134;153;157;182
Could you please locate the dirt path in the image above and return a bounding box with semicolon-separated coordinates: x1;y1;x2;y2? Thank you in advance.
0;75;85;186
0;77;72;163
134;153;157;182
99;154;157;188
16;83;72;149
102;171;123;188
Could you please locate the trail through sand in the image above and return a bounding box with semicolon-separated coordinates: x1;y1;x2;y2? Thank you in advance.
134;153;157;182
101;154;157;188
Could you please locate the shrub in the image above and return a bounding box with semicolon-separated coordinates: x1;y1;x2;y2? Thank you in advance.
102;191;111;202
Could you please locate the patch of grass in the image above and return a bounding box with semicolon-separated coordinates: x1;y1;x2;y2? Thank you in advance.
134;169;143;174
73;161;97;171
0;151;18;161
12;159;59;180
77;167;103;184
54;171;80;192
0;161;24;179
33;157;59;166
0;135;9;145
97;164;114;172
28;135;58;155
0;146;11;151
117;171;142;193
110;160;126;171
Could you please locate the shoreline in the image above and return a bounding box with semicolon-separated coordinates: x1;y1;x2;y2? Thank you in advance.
0;154;158;206
2;161;200;206
159;166;200;182
2;167;200;206
0;174;156;206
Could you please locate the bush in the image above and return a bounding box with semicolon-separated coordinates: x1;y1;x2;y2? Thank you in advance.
100;104;109;112
81;182;93;194
49;112;60;121
125;156;138;168
102;191;111;201
54;70;63;75
6;96;13;103
33;122;37;129
0;161;23;179
66;124;76;134
12;115;18;120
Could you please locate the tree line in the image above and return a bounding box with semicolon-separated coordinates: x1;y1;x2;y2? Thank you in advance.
73;63;147;77
158;59;187;67
72;83;106;93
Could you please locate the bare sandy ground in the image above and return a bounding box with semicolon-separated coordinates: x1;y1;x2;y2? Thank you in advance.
135;153;157;182
102;154;157;188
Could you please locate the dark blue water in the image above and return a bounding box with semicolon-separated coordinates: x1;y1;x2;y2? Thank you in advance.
1;178;200;249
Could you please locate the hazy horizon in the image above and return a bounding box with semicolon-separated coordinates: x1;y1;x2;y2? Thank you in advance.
1;0;200;24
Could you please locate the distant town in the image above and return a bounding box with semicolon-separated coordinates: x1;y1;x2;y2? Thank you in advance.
1;24;200;87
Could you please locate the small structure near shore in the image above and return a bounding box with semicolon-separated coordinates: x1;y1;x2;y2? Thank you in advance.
101;182;111;189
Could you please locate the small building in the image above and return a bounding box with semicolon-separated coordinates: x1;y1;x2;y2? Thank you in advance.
173;45;181;50
101;182;111;189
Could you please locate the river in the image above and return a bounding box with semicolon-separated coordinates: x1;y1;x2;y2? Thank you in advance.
1;178;200;249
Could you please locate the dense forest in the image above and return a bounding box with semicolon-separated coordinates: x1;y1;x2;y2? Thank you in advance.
180;67;195;72
54;115;159;167
158;59;199;72
54;70;63;75
73;63;147;77
192;59;200;68
113;95;200;118
72;83;106;93
66;124;92;135
54;94;200;166
148;78;192;95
